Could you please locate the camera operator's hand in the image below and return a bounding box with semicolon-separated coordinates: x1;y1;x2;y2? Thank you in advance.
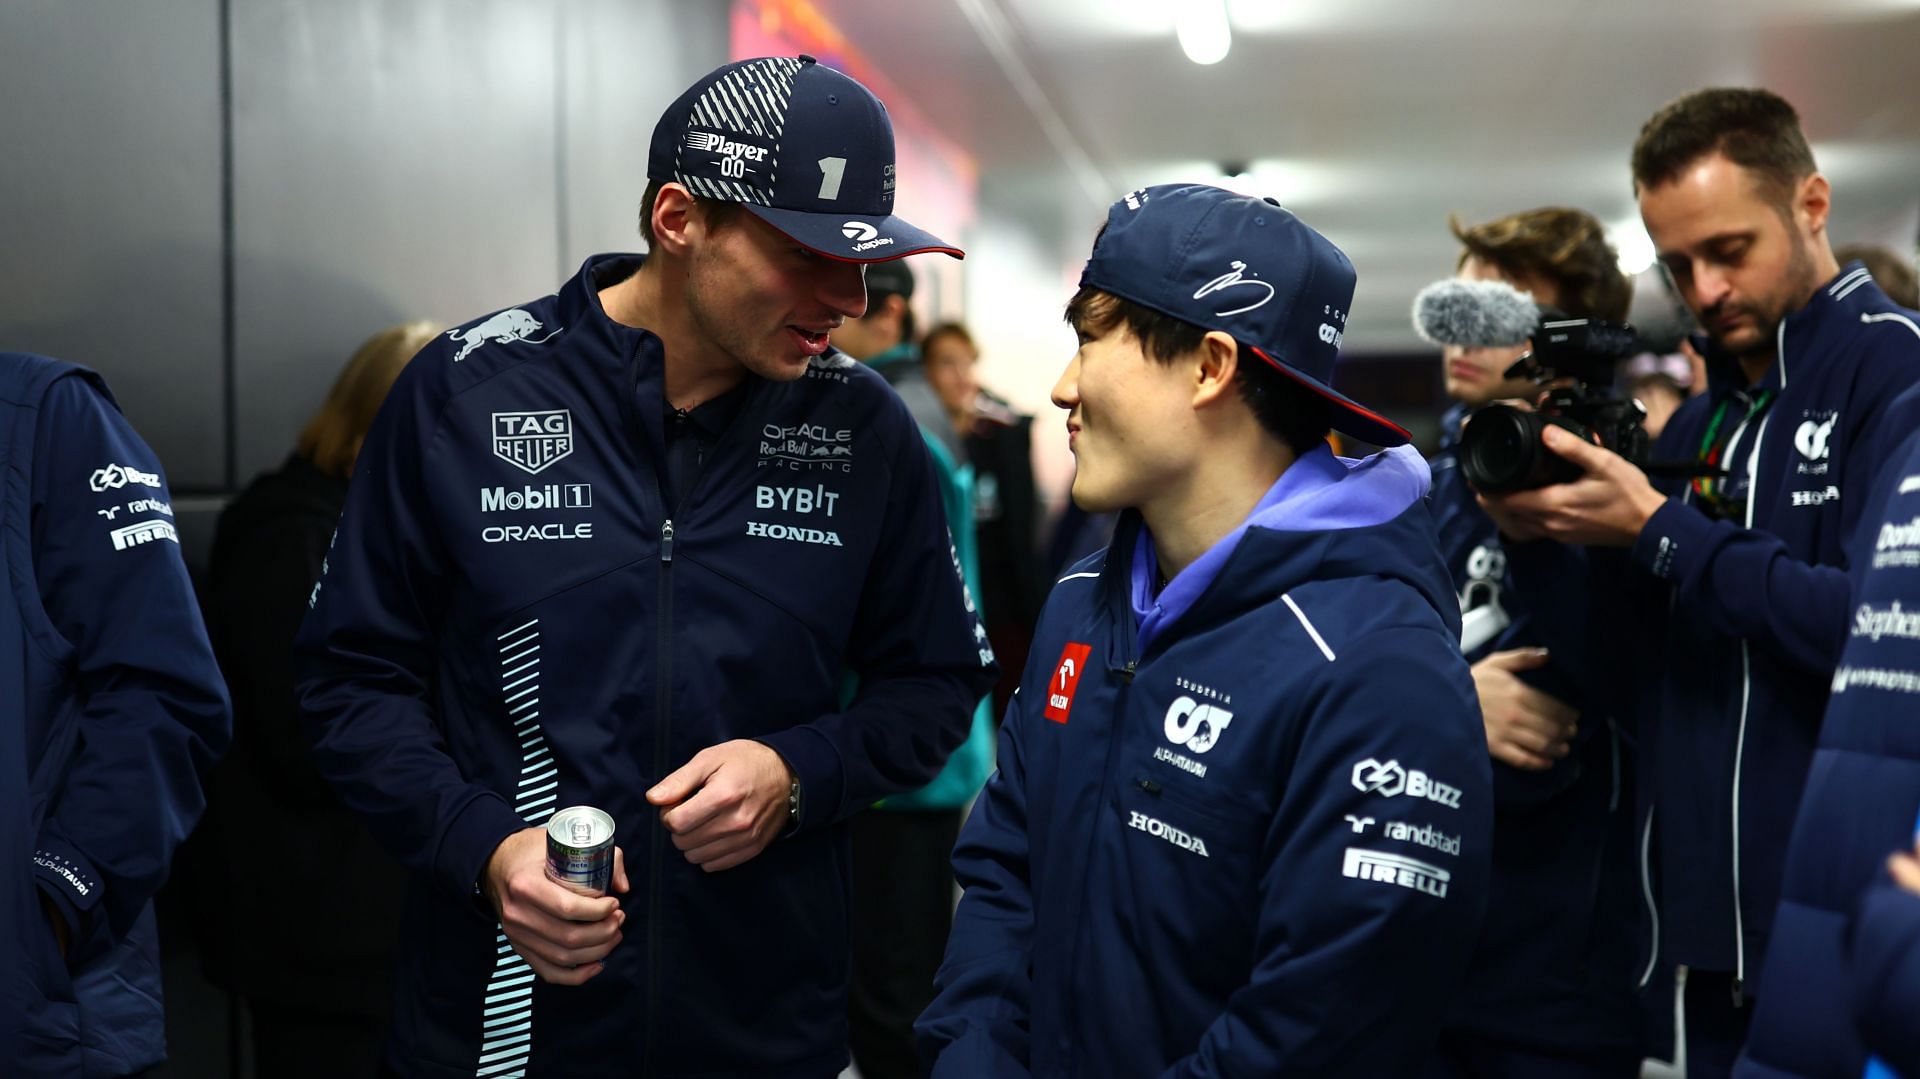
1477;425;1668;547
1472;648;1578;772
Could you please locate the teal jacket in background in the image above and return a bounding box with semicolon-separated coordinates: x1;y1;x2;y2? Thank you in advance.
867;343;995;811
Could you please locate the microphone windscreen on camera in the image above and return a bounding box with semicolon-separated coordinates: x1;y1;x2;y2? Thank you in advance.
1412;278;1541;349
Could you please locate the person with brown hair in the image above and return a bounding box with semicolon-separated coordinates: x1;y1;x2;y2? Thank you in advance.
1834;242;1919;309
1424;208;1645;1077
198;320;435;1078
1480;87;1920;1076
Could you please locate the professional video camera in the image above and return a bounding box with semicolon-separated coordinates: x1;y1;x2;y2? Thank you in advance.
1413;278;1647;492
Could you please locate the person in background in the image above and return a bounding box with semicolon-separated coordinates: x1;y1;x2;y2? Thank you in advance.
830;266;996;1079
1623;349;1694;440
1480;88;1920;1077
920;183;1491;1076
200;321;435;1078
923;321;1046;719
1424;207;1645;1078
1834;242;1919;308
3;351;231;1077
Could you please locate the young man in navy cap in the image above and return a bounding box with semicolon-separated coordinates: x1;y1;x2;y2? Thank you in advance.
295;56;995;1077
918;183;1492;1076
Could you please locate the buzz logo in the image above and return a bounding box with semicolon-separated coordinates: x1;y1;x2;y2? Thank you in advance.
1350;758;1463;809
1343;847;1450;898
1163;695;1234;753
841;222;879;242
1795;416;1835;461
1318;322;1344;347
89;463;162;493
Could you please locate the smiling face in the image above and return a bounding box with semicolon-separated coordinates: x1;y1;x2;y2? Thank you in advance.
1638;152;1826;361
1441;256;1560;407
682;210;869;381
1051;318;1200;514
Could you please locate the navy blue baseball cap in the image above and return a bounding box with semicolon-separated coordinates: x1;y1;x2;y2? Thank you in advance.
1080;183;1409;447
647;55;962;264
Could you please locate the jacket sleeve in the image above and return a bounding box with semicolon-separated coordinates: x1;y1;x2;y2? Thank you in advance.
1627;361;1920;678
292;361;527;901
1851;874;1920;1077
757;405;998;829
1164;628;1493;1078
916;684;1037;1077
29;375;231;940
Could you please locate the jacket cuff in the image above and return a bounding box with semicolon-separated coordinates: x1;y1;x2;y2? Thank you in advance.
32;833;103;932
434;789;530;907
757;726;844;835
1632;497;1714;583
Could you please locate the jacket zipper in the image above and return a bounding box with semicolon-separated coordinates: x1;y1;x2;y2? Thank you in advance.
644;518;674;1072
1638;808;1661;989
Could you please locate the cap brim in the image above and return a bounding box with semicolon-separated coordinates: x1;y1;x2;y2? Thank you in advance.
744;204;964;263
1249;345;1412;448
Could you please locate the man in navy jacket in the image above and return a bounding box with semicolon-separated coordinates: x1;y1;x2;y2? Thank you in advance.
3;353;231;1076
918;184;1492;1077
1481;88;1920;1075
1736;383;1920;1079
294;57;994;1077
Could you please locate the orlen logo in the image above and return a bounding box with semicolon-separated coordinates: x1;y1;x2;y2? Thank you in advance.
1163;696;1234;753
1350;758;1463;809
1044;642;1094;724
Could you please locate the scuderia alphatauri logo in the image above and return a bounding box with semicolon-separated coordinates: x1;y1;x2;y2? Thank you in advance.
492;410;574;475
1350;758;1463;809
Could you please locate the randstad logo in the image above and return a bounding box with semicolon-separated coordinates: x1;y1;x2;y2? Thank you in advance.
685;130;769;162
447;310;561;363
1163;695;1234;754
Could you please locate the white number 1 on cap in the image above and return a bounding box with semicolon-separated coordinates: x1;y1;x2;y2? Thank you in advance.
816;156;847;201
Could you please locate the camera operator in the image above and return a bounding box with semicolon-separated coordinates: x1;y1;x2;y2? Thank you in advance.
1421;209;1646;1078
1479;88;1920;1076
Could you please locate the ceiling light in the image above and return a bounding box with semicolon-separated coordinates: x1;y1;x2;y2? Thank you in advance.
1611;218;1656;276
1177;0;1231;65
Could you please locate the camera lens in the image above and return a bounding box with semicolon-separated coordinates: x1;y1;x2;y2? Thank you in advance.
1459;406;1543;493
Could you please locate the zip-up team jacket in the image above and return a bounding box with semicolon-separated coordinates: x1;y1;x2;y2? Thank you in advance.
1508;266;1920;999
919;445;1493;1077
1739;387;1920;1079
1429;408;1643;1057
2;354;231;1077
293;254;996;1078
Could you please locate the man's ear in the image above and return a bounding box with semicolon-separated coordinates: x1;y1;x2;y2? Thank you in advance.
1795;171;1832;242
1192;330;1240;409
650;183;699;257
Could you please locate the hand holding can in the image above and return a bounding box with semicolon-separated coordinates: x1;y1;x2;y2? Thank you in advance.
547;806;616;895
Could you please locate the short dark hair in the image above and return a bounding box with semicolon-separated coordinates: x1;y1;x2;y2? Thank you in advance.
1631;88;1817;209
862;289;916;345
921;321;975;356
637;179;742;249
1450;207;1632;321
1064;286;1330;456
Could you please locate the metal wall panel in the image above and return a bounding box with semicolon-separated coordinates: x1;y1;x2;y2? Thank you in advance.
0;0;227;487
229;0;567;481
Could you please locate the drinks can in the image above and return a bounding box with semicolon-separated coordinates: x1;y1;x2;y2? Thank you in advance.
545;805;615;895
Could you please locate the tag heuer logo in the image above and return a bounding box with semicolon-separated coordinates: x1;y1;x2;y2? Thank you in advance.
492;410;574;475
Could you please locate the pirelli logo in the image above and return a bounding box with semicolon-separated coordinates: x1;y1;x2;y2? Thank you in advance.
1342;847;1449;898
